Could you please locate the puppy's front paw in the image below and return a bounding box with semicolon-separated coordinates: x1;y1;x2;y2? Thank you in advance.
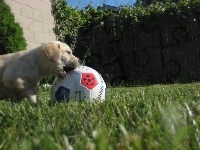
62;70;67;78
57;70;67;79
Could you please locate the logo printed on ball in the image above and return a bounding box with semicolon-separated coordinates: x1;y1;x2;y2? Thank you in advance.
81;73;97;89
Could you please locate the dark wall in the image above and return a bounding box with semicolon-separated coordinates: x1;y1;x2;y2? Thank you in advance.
69;10;200;85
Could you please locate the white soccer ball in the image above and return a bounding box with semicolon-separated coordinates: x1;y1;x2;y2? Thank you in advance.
51;66;106;102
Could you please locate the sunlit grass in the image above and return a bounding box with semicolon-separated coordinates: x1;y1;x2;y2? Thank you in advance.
0;83;200;149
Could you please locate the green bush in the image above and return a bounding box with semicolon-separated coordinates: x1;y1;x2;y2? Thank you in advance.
0;0;27;54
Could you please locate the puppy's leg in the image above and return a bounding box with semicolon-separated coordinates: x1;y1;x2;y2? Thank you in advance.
27;95;39;104
15;79;40;104
26;89;40;104
3;77;39;103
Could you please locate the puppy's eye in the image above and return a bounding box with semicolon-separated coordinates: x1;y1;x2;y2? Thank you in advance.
66;51;71;54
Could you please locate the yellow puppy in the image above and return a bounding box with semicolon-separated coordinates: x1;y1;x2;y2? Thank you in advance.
0;41;79;103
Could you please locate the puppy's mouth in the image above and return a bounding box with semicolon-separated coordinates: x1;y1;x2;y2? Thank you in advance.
63;66;76;73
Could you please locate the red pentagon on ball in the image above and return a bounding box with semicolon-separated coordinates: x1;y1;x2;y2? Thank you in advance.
81;73;98;89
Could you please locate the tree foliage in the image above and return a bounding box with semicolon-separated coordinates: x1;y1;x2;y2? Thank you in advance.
136;0;181;6
51;0;200;46
51;0;84;49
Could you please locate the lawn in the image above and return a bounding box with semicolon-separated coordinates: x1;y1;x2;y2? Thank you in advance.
0;83;200;150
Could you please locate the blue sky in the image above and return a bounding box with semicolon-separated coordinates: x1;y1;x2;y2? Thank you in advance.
67;0;137;9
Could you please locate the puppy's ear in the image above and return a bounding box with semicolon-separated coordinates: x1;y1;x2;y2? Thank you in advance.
42;42;61;63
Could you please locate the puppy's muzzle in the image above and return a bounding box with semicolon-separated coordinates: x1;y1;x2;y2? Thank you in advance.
61;56;80;73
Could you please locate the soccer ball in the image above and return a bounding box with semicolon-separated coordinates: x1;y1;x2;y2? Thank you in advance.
51;66;106;102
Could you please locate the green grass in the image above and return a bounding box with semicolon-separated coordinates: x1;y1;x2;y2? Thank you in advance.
0;83;200;150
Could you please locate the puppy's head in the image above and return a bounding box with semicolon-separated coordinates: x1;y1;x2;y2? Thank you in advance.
42;41;80;77
59;42;80;69
42;41;61;63
42;41;79;67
